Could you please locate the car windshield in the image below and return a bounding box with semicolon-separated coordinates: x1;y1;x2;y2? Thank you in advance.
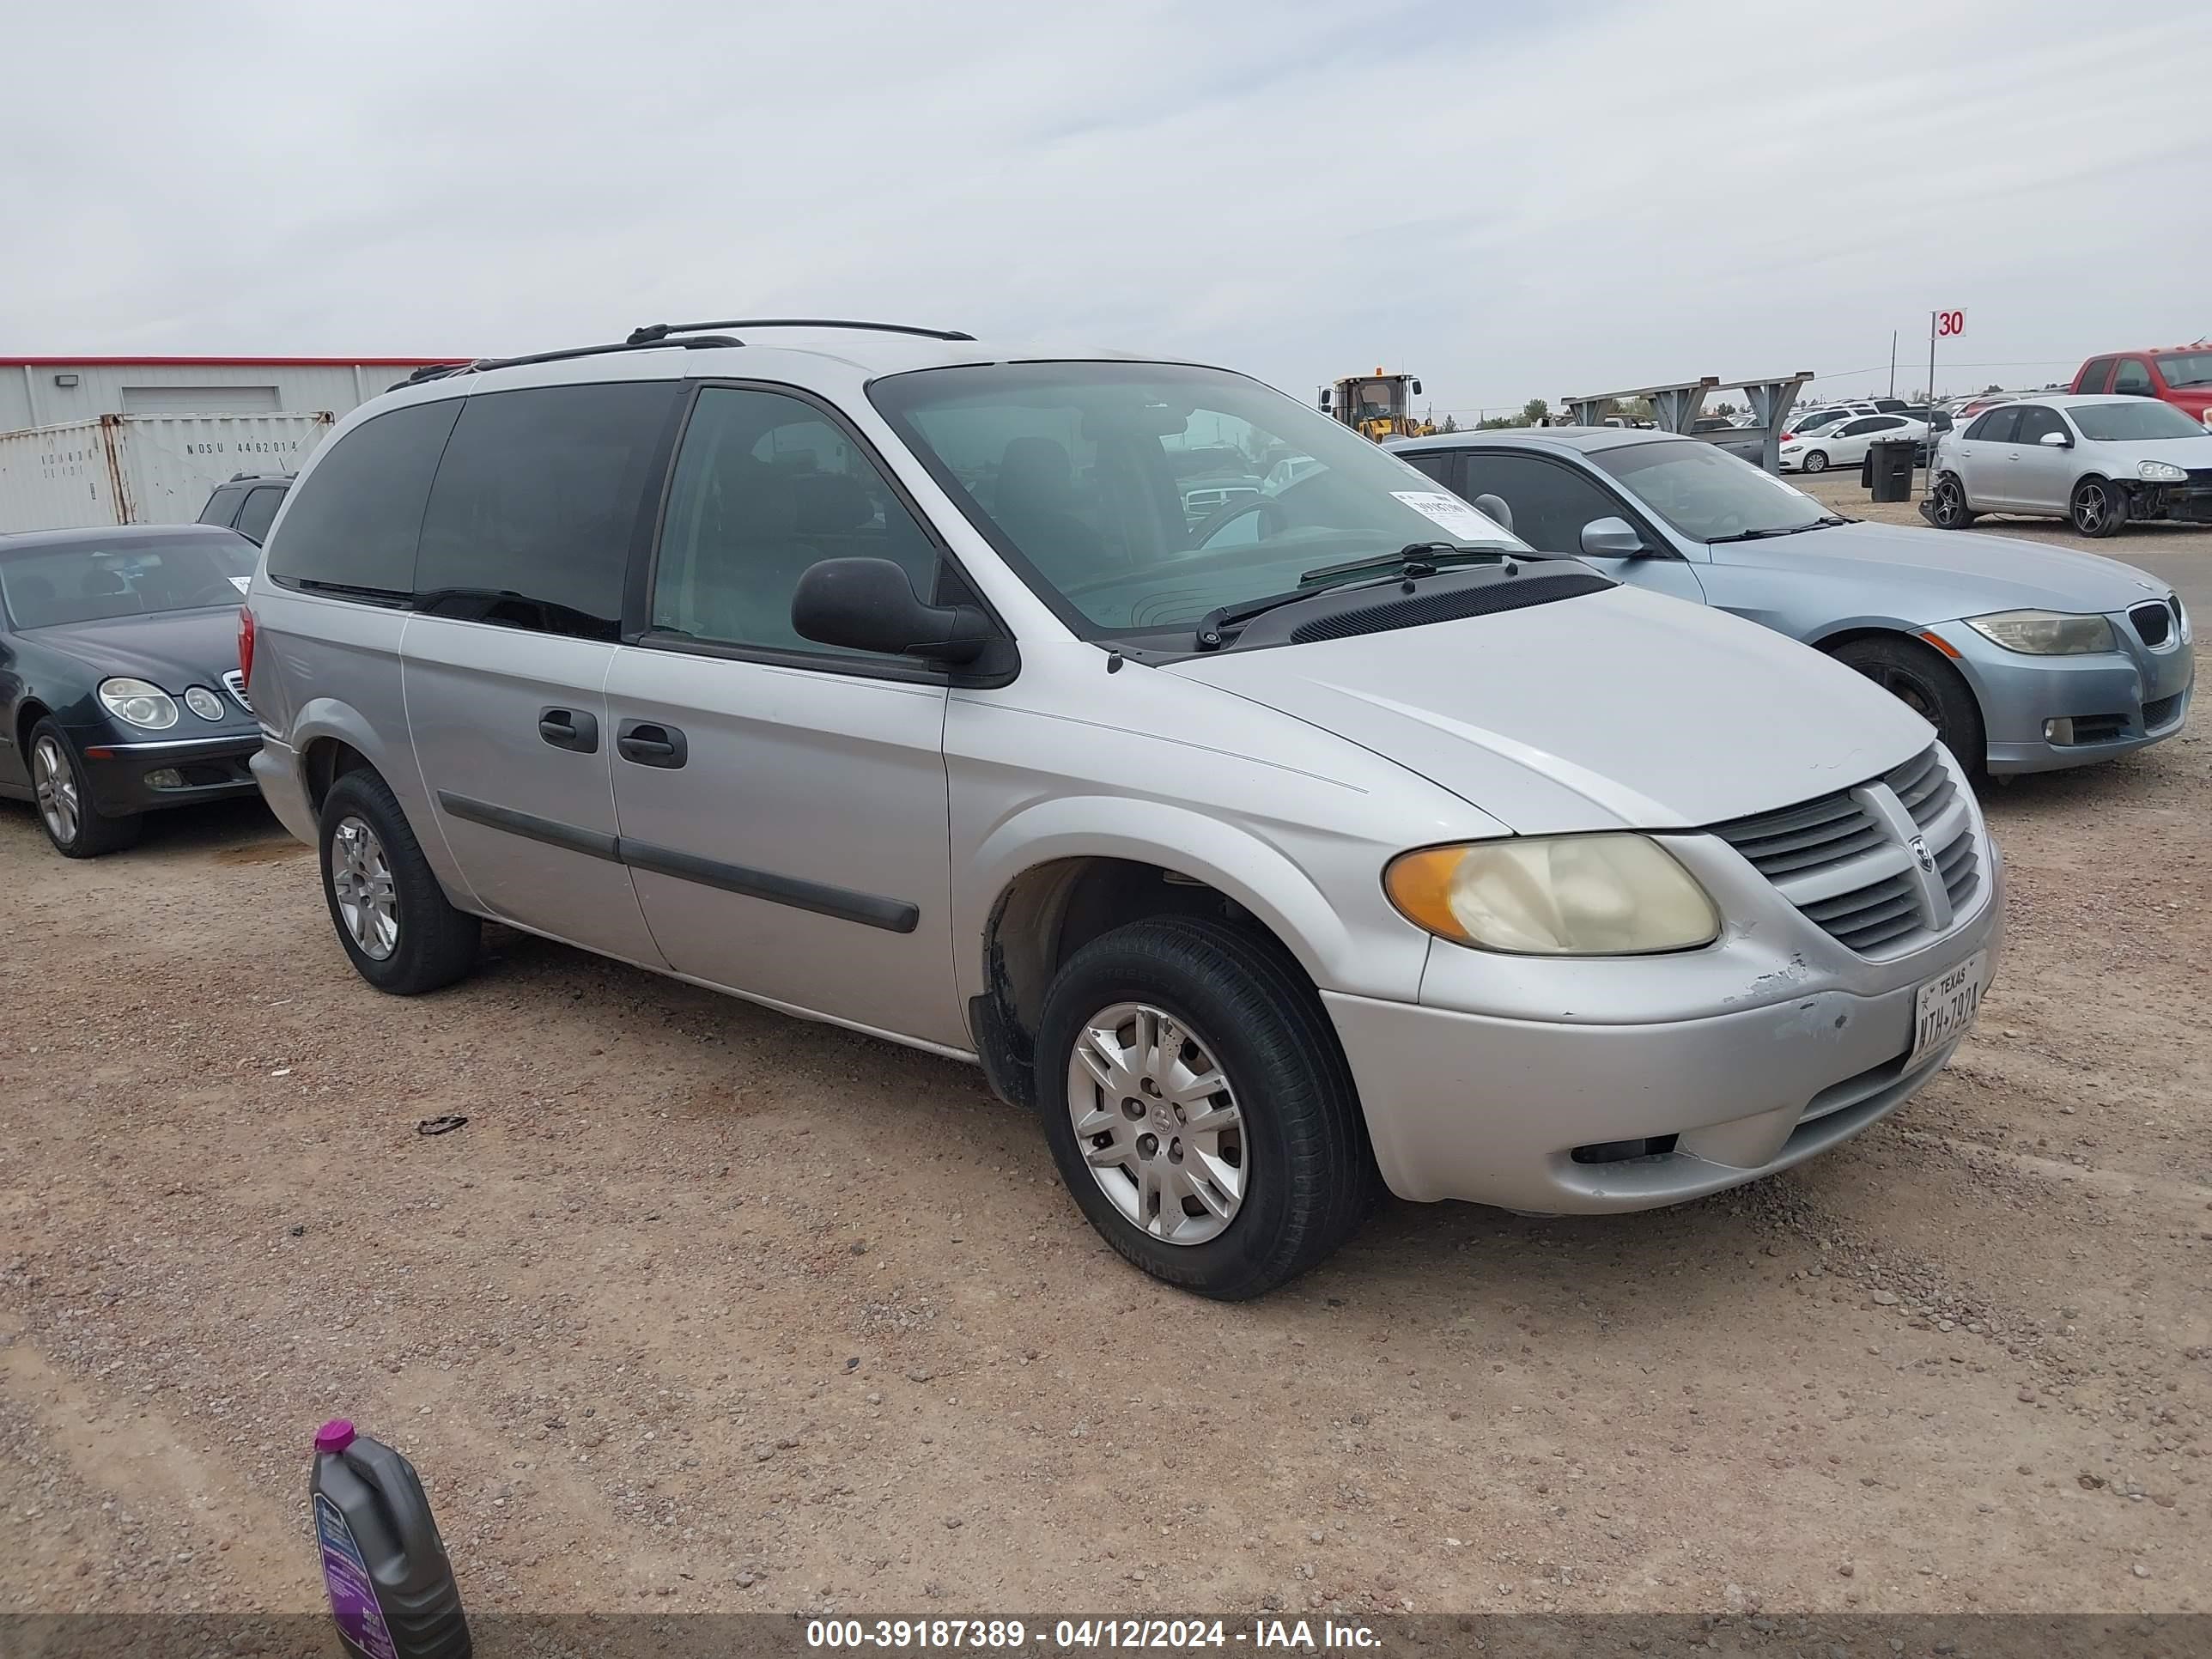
870;362;1524;638
2154;350;2212;389
1587;440;1830;542
0;534;255;629
2068;400;2207;441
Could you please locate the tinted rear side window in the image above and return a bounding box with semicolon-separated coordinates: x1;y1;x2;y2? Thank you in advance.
198;484;246;526
266;400;462;599
414;381;680;641
234;485;286;544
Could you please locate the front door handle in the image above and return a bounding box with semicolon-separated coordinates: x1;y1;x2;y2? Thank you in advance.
538;708;599;753
617;720;687;769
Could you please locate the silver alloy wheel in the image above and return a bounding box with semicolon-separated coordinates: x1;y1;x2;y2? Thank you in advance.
330;815;399;960
2074;480;2108;532
1803;449;1828;474
1066;1001;1246;1246
1932;477;1965;525
32;735;78;846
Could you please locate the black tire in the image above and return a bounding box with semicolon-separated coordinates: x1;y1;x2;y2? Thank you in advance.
1828;635;1986;774
1036;915;1376;1300
1802;449;1830;474
2069;476;2127;538
1926;472;1977;529
27;717;142;858
318;769;479;994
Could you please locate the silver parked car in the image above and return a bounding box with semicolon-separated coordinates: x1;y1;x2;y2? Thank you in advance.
1395;429;2192;774
245;323;2000;1298
1924;394;2212;538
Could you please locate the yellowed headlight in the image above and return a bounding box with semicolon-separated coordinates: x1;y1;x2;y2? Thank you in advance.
1385;835;1719;956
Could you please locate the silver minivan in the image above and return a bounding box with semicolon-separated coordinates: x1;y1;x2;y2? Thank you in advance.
244;322;2002;1298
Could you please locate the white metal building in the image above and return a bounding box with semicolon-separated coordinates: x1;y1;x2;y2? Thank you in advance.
1;356;459;433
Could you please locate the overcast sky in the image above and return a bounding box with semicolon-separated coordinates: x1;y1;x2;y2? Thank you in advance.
6;1;2209;415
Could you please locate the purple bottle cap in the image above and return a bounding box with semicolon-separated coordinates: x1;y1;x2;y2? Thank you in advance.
314;1419;356;1455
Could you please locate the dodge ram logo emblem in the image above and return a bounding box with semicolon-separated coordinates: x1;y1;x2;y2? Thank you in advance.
1909;834;1936;874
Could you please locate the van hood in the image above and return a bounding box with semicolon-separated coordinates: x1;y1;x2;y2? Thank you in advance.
1169;583;1931;834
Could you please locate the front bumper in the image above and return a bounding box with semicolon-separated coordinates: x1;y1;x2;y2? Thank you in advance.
74;729;264;817
1327;837;2005;1214
1930;621;2194;775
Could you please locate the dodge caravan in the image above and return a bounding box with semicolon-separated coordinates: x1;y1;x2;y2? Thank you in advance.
243;321;2002;1298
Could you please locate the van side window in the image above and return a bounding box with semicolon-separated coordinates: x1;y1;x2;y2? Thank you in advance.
652;386;942;659
414;381;680;641
234;485;286;544
1400;451;1459;489
267;400;462;599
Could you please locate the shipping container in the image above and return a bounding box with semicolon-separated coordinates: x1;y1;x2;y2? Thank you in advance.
1;357;458;431
0;411;335;534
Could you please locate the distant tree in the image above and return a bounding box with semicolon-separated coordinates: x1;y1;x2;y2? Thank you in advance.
1520;398;1550;425
1622;396;1656;424
1438;413;1460;433
1982;382;2003;395
1477;414;1519;429
1710;400;1740;417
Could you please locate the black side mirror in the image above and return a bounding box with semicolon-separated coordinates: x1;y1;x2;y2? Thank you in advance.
792;557;994;665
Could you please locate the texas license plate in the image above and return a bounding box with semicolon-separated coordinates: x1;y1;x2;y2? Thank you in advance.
1907;950;1985;1071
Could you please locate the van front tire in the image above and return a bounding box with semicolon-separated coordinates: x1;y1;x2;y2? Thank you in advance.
1036;916;1376;1300
318;769;479;995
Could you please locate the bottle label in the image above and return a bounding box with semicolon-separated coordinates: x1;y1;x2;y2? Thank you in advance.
315;1492;399;1659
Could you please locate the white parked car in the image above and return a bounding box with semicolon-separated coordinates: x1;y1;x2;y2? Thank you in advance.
1925;395;2212;538
1779;413;1929;474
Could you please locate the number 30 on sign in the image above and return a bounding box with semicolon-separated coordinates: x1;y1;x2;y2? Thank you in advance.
1934;310;1966;337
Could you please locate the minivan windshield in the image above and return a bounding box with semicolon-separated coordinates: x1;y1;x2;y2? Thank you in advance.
1587;440;1831;542
2068;401;2208;442
0;533;255;629
870;362;1524;637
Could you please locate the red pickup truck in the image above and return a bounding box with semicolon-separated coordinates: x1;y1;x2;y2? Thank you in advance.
2071;346;2212;427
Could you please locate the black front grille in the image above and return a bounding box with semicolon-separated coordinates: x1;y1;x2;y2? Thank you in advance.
1285;571;1613;644
2143;693;2184;729
2131;602;2172;648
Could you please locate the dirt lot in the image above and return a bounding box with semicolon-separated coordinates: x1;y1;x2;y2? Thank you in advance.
4;487;2209;1621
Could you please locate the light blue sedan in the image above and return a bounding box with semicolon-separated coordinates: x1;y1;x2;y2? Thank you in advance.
1393;428;2192;775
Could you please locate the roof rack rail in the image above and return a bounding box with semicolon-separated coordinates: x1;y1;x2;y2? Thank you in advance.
402;337;747;385
624;318;975;345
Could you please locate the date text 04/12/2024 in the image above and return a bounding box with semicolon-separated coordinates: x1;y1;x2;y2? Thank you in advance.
804;1620;1383;1650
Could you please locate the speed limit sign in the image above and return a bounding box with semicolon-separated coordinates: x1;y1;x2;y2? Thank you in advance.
1934;309;1966;337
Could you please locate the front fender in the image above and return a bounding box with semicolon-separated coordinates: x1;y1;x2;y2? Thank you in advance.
959;793;1427;1009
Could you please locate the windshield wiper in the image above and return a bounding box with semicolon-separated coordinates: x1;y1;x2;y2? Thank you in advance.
1193;544;1527;652
1297;541;1530;587
1707;516;1850;544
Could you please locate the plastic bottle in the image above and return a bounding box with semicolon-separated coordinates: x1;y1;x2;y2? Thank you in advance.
309;1419;471;1659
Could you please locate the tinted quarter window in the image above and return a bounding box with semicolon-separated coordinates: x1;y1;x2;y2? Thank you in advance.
2012;406;2064;445
415;380;681;641
1965;407;2020;443
2112;359;2154;395
267;399;462;599
2076;359;2114;394
234;485;286;544
1401;451;1458;489
198;484;246;527
652;386;944;659
1457;453;1626;555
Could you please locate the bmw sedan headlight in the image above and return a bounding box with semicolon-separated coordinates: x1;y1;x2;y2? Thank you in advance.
1385;834;1719;956
2137;459;2189;483
97;677;179;729
1964;610;2116;655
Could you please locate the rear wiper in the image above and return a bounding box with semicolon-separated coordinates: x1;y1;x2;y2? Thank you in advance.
1193;543;1526;652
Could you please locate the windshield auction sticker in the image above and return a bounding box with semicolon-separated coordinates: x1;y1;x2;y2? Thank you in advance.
1390;490;1510;542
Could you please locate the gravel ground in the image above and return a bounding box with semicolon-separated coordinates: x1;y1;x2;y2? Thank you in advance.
3;502;2207;1620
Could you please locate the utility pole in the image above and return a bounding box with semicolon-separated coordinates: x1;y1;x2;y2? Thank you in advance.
1888;331;1897;399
